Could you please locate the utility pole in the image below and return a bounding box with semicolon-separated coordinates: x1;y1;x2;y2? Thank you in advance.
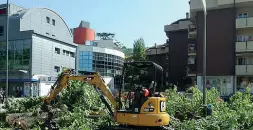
201;0;207;116
5;0;9;102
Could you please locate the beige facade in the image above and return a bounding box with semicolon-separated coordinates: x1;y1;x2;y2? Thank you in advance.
146;45;169;55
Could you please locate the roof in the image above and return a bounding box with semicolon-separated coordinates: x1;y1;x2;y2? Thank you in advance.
79;21;90;28
124;61;163;71
147;43;168;49
171;18;190;25
10;7;73;37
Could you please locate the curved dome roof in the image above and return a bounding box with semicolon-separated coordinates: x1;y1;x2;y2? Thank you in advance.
16;8;72;37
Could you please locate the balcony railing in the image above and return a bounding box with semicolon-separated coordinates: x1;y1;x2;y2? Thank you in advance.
236;41;253;52
218;0;253;6
186;66;196;77
236;17;253;28
236;65;253;75
164;20;191;32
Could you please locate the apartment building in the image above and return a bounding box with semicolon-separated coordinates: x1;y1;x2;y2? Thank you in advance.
163;14;197;88
189;0;253;95
145;43;169;86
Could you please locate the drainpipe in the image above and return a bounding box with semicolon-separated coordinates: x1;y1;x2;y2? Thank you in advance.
233;0;237;94
5;0;9;102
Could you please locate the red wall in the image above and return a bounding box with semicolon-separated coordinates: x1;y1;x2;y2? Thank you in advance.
73;28;95;44
196;8;235;76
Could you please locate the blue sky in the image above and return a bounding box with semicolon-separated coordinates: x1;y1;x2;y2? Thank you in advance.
5;0;189;48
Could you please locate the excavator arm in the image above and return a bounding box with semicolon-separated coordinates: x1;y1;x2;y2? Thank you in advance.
42;70;118;116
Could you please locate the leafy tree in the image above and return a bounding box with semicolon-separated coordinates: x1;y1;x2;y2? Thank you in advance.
121;46;133;58
132;38;146;61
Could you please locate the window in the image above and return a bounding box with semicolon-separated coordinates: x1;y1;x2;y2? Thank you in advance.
54;66;60;72
55;47;60;54
46;17;50;23
66;51;70;56
237;12;248;18
0;26;3;36
70;52;75;58
236;35;251;42
166;72;168;77
52;19;55;26
63;50;66;55
238;58;247;65
248;57;253;65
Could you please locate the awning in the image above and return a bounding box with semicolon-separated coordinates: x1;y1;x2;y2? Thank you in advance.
0;79;39;82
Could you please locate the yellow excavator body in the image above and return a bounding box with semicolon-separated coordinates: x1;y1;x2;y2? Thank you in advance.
115;97;170;127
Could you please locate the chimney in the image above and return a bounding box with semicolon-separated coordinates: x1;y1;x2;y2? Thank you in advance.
186;12;189;19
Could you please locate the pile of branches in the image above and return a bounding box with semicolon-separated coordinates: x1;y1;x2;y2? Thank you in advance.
0;81;115;129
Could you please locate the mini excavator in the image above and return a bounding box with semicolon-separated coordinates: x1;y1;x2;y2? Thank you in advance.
14;61;170;130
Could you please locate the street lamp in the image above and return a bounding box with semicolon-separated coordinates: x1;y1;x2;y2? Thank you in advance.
201;0;207;116
5;0;9;102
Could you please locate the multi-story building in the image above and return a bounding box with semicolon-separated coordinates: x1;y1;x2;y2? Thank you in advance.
163;13;197;88
145;43;169;86
188;0;253;95
0;3;76;96
73;21;125;88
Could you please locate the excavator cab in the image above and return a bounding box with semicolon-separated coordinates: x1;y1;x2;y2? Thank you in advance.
118;61;164;108
114;61;169;128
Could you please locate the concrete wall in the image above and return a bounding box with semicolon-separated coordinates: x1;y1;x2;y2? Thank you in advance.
93;39;121;50
32;35;76;77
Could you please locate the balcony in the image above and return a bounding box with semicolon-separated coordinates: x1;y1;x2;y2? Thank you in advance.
186;66;196;77
218;0;253;6
146;46;169;55
164;20;191;32
188;44;196;55
190;0;219;12
236;65;253;75
236;17;253;29
188;24;197;39
236;41;253;52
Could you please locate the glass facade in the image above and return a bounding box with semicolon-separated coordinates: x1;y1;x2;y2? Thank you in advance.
0;40;31;71
78;51;124;77
0;40;32;97
79;51;93;72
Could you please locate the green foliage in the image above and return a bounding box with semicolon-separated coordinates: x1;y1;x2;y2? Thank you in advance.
54;81;113;129
4;81;253;129
56;80;105;111
166;87;253;130
121;46;133;58
132;38;146;61
4;97;43;114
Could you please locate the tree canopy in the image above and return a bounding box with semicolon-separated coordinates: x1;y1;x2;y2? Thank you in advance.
132;38;146;61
